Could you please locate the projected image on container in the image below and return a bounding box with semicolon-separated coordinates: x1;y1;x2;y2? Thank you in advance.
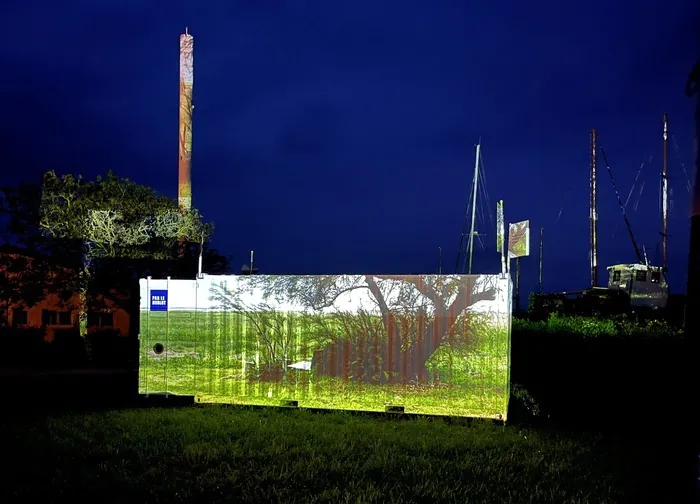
139;274;512;419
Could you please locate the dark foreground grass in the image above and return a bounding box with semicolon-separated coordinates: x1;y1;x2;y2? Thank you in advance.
0;405;682;504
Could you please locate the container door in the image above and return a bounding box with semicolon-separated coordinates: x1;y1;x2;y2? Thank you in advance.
139;278;169;395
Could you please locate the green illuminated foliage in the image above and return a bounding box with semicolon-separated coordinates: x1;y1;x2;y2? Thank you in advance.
513;313;682;339
1;177;227;331
38;170;214;337
39;170;213;261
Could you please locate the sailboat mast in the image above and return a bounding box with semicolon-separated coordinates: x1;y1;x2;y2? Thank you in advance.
467;143;481;274
590;129;599;287
662;113;669;270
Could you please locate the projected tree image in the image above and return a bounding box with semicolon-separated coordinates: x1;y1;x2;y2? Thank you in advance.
139;274;512;419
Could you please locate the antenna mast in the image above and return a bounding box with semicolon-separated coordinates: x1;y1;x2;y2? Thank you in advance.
662;113;669;270
538;227;544;293
467;142;481;274
590;129;598;287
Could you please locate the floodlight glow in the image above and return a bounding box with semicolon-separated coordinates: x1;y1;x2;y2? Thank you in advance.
138;274;512;420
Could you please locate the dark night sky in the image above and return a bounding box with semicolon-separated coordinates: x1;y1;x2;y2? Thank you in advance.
1;1;698;298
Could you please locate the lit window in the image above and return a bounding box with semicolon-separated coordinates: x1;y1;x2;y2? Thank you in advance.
651;271;661;283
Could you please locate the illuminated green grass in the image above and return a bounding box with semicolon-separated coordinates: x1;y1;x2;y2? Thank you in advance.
513;313;683;339
139;311;510;419
3;406;659;503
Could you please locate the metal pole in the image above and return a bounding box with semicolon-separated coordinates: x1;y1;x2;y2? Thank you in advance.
193;274;198;397
538;227;544;293
684;59;699;502
590;129;598;287
250;250;255;276
502;202;507;276
438;247;443;274
145;276;151;394
165;276;170;396
515;257;521;312
497;200;506;276
467;143;481;274
197;233;204;278
662;113;669;270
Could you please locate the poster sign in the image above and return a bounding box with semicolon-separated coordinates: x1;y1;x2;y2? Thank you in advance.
150;290;168;312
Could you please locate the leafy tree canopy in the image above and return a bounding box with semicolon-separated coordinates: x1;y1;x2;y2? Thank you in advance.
1;172;228;333
39;170;213;262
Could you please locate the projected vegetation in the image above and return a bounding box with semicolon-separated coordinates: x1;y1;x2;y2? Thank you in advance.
508;220;530;259
139;274;512;419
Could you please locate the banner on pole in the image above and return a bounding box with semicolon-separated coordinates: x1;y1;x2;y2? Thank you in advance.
508;220;530;259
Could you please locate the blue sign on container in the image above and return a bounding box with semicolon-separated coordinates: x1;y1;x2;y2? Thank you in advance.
150;290;168;312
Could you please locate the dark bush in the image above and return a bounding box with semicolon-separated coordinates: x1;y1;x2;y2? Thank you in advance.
510;316;686;430
50;329;87;368
87;330;138;368
0;328;48;367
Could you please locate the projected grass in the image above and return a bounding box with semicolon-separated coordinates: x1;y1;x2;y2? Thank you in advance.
139;274;511;419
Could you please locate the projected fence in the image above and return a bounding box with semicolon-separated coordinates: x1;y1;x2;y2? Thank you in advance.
139;274;512;419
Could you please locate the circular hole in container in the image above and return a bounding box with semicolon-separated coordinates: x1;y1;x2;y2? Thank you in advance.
153;343;165;355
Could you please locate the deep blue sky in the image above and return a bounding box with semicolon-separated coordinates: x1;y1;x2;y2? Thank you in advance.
1;1;698;298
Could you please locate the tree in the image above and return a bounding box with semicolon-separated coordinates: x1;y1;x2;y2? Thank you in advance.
1;177;229;335
209;274;499;383
0;245;74;327
0;181;80;326
38;170;213;338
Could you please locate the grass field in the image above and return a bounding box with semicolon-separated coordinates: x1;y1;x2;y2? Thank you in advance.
1;405;674;504
513;313;684;339
139;310;510;419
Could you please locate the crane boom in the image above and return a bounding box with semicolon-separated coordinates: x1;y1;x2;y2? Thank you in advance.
599;147;644;264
